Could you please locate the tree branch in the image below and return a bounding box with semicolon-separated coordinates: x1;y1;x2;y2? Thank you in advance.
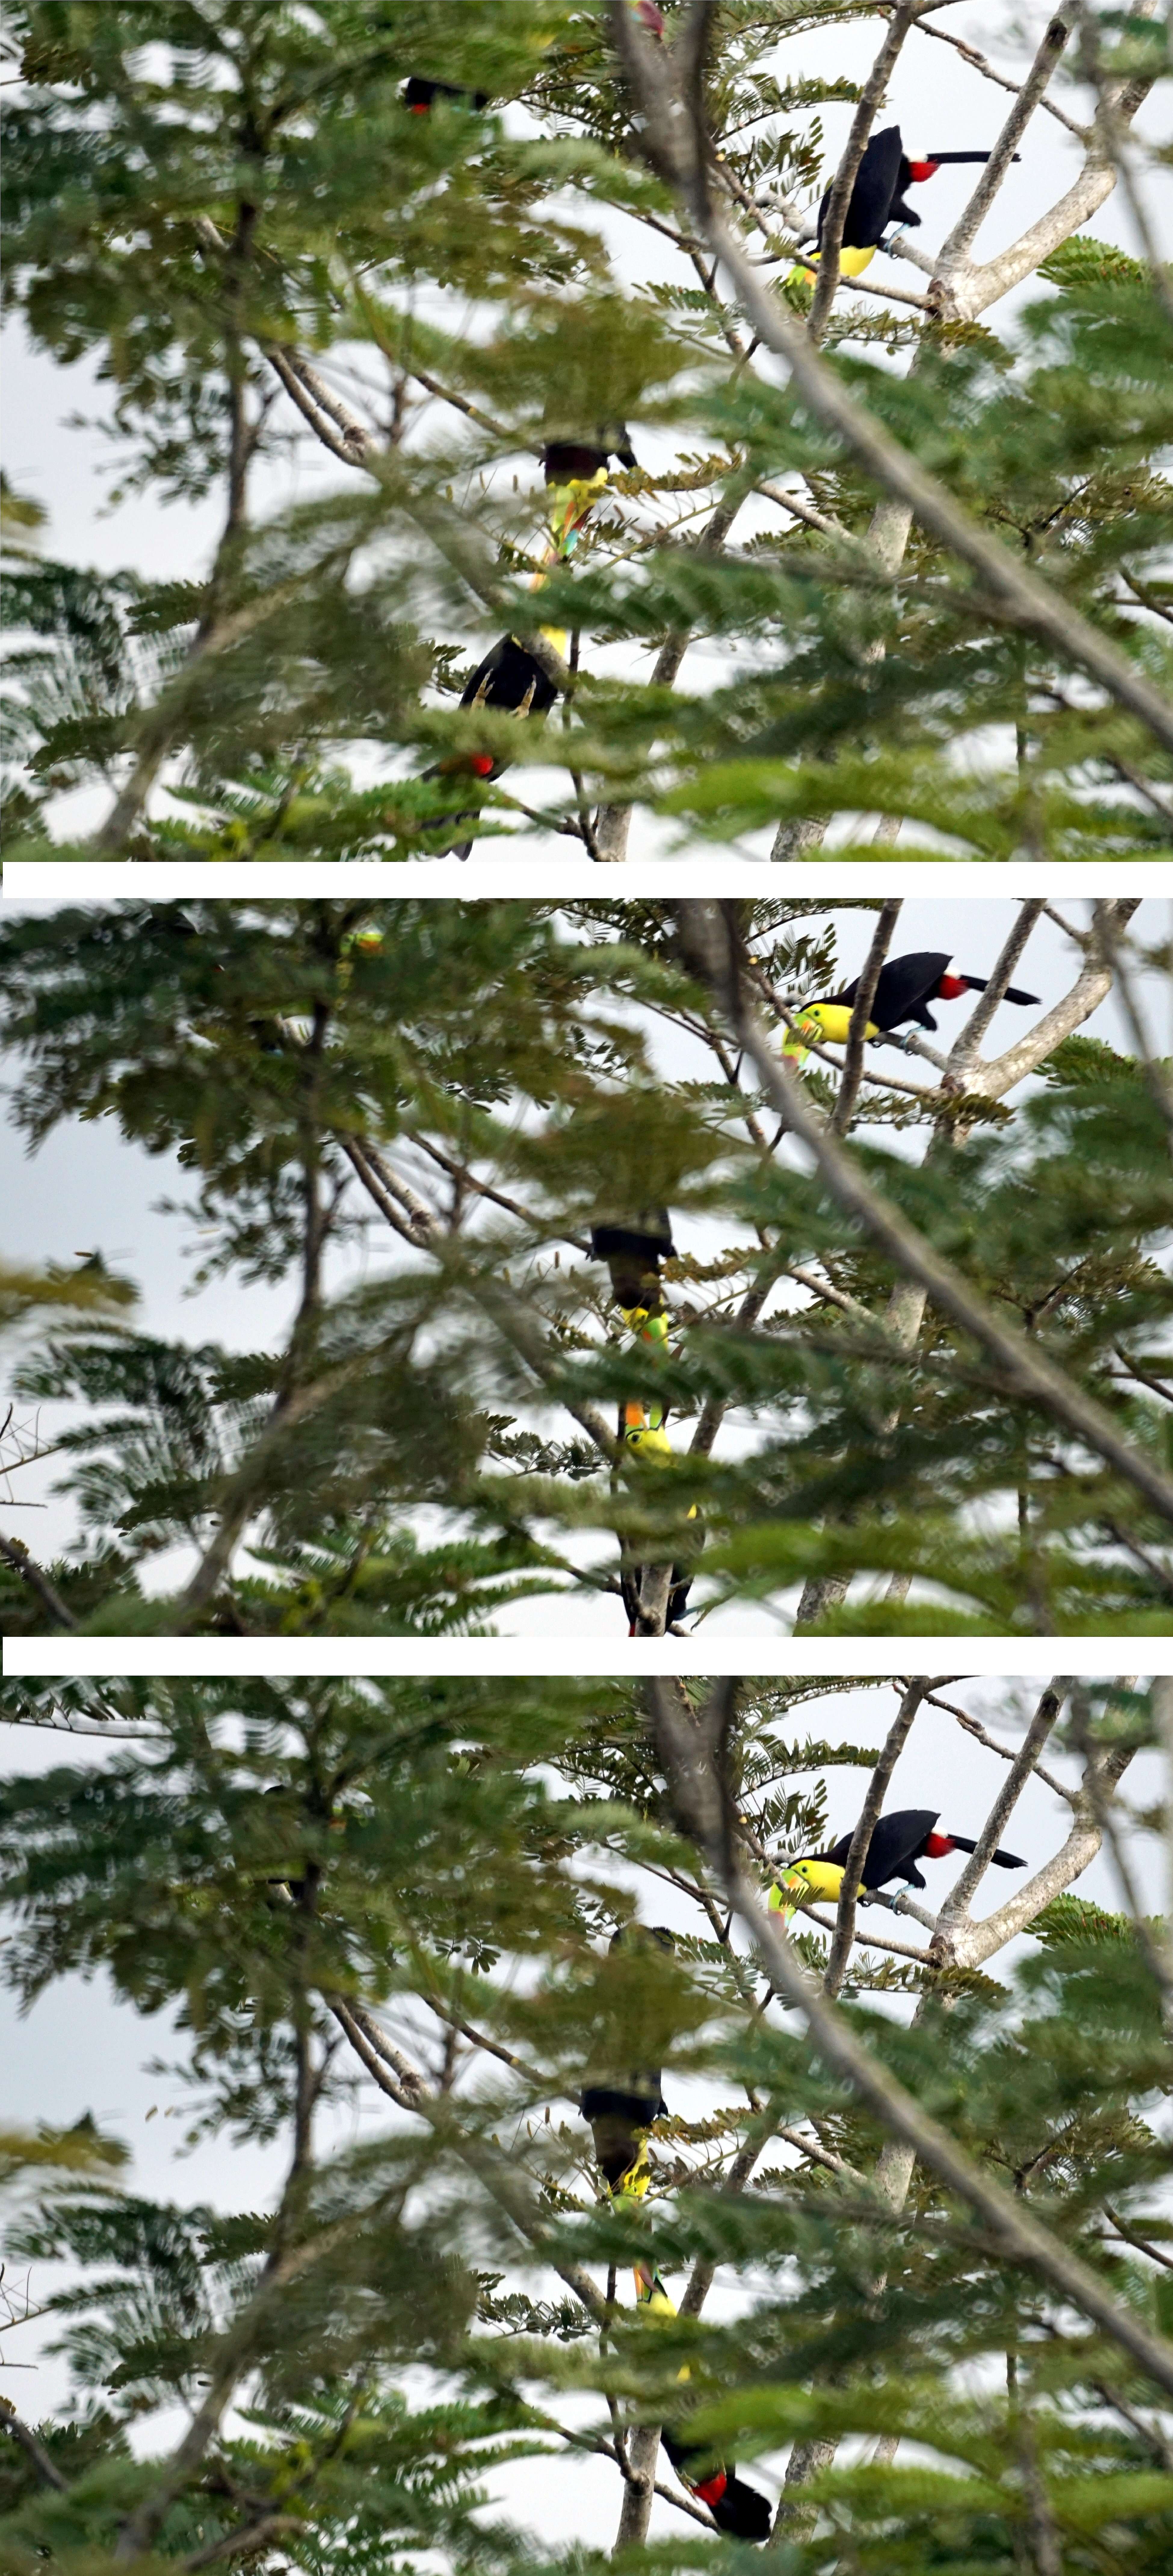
935;14;1071;278
672;900;1173;1536
824;1680;927;1996
645;1677;1173;2399
934;1680;1067;1933
0;1533;79;1631
810;1;921;340
830;897;902;1134
610;3;1173;756
0;2399;68;2491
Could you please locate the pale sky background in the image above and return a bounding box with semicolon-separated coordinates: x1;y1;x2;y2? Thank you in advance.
3;894;1170;1631
2;4;1171;855
0;1686;1168;2544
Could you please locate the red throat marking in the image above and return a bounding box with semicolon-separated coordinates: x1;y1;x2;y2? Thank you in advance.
936;971;968;1000
908;159;940;182
469;754;495;777
409;103;429;114
924;1832;956;1857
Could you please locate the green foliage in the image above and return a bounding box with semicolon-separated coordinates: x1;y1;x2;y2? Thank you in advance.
1;1677;1172;2573
2;896;1171;1635
1;1;1169;861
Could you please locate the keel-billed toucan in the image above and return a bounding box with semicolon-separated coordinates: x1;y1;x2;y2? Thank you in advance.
631;2256;773;2537
582;1928;772;2542
403;76;489;112
770;1806;1026;1918
781;950;1039;1063
542;427;637;486
580;1924;675;2195
429;634;562;857
790;126;1019;284
590;1210;695;1631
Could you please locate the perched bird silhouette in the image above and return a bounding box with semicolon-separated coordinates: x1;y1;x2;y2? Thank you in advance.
582;1927;771;2542
770;1807;1026;1919
428;635;562;857
403;76;489;112
781;950;1039;1064
789;126;1018;285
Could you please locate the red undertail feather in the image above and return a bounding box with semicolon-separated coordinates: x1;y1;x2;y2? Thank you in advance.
693;2473;729;2508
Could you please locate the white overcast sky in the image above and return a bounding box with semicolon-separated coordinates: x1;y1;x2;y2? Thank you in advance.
1;1686;1168;2540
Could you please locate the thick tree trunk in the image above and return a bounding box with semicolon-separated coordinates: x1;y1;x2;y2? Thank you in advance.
594;803;635;862
613;2424;661;2546
770;815;826;861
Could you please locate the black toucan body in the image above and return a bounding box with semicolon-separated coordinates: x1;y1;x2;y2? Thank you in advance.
835;951;1040;1035
590;1207;675;1311
430;635;559;856
580;2078;667;2189
817;126;1018;250
825;1807;1026;1891
403;76;489;112
659;2436;773;2541
542;428;637;483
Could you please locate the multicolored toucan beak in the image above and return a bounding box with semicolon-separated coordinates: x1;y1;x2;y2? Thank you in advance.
781;1001;880;1065
546;466;610;557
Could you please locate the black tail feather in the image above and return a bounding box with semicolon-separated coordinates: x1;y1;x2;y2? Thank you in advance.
947;1834;1026;1868
960;975;1039;1006
709;2476;773;2542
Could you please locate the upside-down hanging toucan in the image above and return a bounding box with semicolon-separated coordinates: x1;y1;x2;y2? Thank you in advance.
589;1210;695;1630
581;1930;772;2542
403;75;489;112
428;634;563;857
580;1924;676;2194
789;126;1019;284
770;1806;1026;1918
781;950;1040;1063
